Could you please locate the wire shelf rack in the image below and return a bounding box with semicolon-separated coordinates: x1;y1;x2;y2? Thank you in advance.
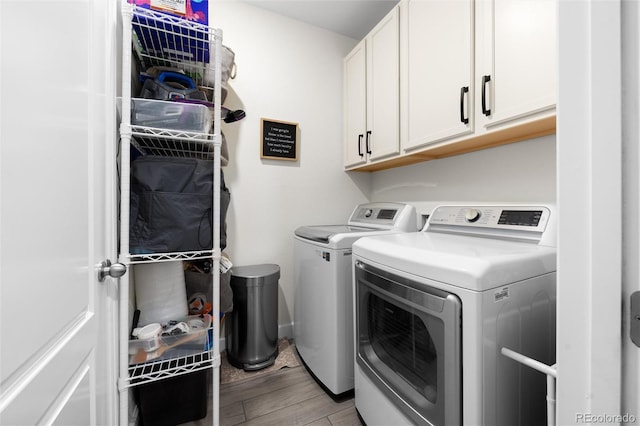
130;4;217;88
126;249;215;264
122;4;223;159
118;6;224;423
122;337;215;389
131;128;216;159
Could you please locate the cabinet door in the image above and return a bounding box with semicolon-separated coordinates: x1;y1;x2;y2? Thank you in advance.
344;41;367;168
402;0;474;151
366;6;400;161
477;0;556;129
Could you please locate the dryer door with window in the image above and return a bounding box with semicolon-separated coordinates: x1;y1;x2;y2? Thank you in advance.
355;261;462;426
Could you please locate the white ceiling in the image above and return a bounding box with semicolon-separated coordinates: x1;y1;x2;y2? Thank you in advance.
241;0;399;40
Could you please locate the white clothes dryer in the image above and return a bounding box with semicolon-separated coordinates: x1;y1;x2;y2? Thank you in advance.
293;202;417;397
353;205;557;426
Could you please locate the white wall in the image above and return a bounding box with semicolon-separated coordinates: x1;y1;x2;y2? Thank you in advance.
211;2;370;329
370;134;556;206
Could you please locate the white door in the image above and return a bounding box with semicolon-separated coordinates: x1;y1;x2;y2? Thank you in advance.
0;1;118;425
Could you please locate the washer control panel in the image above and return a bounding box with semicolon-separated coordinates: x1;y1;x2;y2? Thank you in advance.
348;202;417;230
352;206;398;223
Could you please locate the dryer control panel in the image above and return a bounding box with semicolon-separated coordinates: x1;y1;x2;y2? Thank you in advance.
426;205;555;245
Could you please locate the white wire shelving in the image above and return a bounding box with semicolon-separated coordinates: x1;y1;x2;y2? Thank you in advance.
122;340;215;390
127;249;215;264
118;1;223;425
130;127;216;160
125;3;220;160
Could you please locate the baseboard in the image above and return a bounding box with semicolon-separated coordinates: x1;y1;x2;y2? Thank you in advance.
278;322;294;340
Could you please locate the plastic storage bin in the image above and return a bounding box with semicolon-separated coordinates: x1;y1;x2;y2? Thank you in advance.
135;369;209;426
130;98;212;133
225;264;280;371
128;314;211;364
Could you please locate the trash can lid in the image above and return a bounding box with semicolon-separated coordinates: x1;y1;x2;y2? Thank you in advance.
230;264;280;281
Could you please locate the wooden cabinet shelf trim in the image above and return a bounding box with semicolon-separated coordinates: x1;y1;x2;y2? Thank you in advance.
347;115;556;172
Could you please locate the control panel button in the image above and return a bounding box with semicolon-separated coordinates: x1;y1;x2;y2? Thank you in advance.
465;208;481;223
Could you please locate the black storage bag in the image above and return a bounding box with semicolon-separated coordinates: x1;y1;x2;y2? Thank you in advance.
130;156;230;253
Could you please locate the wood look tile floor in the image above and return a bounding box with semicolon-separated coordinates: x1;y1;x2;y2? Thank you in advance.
184;365;363;426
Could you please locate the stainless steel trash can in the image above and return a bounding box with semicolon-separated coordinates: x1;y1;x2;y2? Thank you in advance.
225;264;279;371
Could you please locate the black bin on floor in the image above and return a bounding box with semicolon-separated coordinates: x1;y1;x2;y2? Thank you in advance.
225;264;279;371
135;369;208;426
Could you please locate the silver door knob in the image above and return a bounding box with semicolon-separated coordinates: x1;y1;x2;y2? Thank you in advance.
98;259;127;282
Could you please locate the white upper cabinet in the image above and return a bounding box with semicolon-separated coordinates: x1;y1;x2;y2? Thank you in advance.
476;0;556;129
344;41;368;168
401;0;474;151
344;6;400;168
344;0;556;171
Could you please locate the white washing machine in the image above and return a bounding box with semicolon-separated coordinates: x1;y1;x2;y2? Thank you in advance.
293;202;417;397
353;205;557;425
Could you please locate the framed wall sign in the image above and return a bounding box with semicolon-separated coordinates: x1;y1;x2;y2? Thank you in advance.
260;118;299;161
